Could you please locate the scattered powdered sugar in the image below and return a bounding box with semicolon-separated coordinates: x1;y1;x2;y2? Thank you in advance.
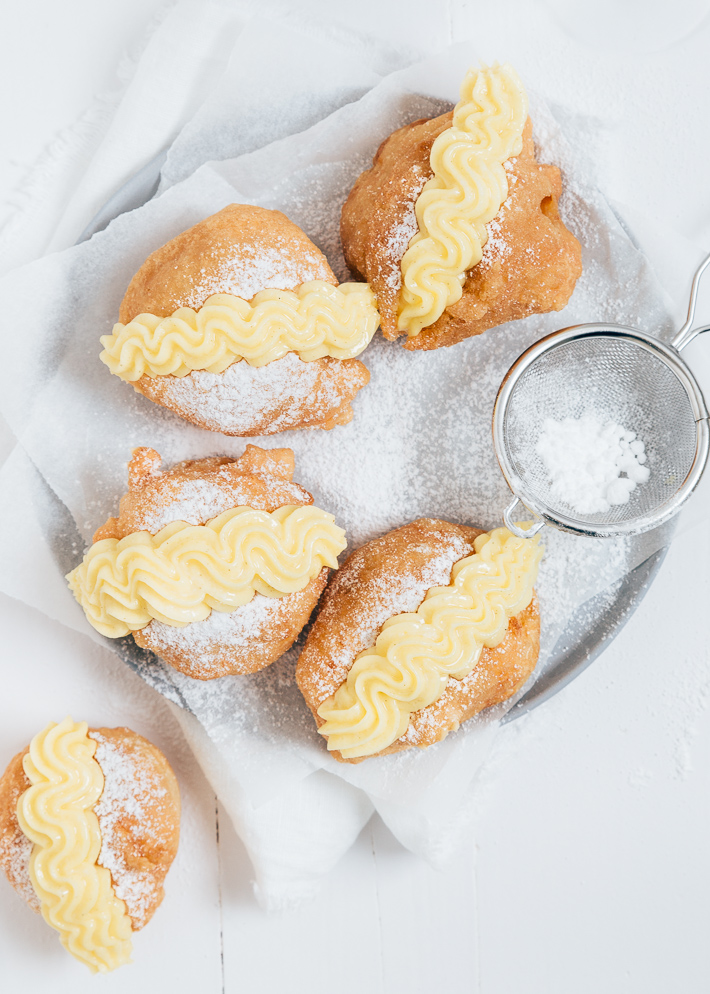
0;826;39;913
384;218;419;293
383;164;428;296
536;414;650;513
182;238;327;309
482;180;515;265
143;590;290;676
308;535;473;703
533;527;630;662
137;478;230;531
479;159;518;267
134;470;306;534
18;63;679;810
91;732;167;928
143;350;347;436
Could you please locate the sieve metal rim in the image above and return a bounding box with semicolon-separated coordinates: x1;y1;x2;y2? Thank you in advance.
492;323;710;538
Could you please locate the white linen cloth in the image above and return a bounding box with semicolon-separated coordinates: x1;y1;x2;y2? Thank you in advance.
0;1;709;910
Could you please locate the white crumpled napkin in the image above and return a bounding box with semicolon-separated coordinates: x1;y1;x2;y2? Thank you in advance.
0;6;706;909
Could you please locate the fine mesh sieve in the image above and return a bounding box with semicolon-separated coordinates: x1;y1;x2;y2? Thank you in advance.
493;253;710;538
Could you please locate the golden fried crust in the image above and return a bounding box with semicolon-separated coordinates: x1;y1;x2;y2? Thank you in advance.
341;115;583;348
296;517;540;762
93;444;311;542
119;204;337;322
0;727;180;931
132;352;370;437
134;567;329;679
0;749;39;913
119;203;370;436
93;445;328;679
382;599;539;755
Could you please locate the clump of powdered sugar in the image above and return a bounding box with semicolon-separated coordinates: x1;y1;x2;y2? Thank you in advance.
536;413;650;514
91;732;168;928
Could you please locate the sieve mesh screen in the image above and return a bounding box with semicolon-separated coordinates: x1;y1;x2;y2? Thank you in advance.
503;336;698;526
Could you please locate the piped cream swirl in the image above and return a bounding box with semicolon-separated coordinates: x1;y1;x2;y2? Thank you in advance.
100;281;380;382
317;527;542;758
67;504;346;638
398;64;528;336
16;718;133;973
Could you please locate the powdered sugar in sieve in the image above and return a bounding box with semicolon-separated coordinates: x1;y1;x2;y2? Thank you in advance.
493;252;710;538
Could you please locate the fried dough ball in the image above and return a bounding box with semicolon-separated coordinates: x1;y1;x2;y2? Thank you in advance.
94;445;330;680
341;117;582;349
119;204;370;434
0;726;180;930
297;518;540;761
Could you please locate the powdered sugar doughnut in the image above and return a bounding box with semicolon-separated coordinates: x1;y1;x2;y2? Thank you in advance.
88;444;335;680
341;116;582;349
113;203;371;435
0;725;180;931
296;518;540;762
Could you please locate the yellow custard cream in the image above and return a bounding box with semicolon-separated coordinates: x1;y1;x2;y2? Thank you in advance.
67;504;346;638
17;718;133;973
100;281;380;382
317;527;542;758
398;64;528;337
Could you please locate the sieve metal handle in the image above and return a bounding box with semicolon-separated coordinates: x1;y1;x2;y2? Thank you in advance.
672;250;710;351
503;498;545;538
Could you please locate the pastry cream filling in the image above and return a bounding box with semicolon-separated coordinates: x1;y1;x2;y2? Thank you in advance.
67;504;347;638
16;718;133;973
100;281;380;381
397;64;528;337
317;527;542;758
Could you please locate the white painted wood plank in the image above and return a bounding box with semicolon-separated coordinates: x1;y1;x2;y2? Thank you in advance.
219;809;480;994
219;802;383;994
474;521;710;994
0;594;223;993
370;816;479;994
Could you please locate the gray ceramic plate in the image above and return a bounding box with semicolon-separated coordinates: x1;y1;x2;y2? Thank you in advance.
78;153;669;722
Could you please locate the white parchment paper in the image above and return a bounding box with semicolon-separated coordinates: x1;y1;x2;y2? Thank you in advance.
0;34;693;905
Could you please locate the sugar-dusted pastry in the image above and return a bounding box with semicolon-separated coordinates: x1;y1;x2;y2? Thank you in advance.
296;518;542;762
0;717;180;973
100;204;379;435
341;64;582;350
67;445;346;680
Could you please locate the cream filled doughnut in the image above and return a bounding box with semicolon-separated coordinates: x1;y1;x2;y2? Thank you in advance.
296;518;541;761
0;719;180;972
341;64;582;350
67;445;347;680
101;204;378;435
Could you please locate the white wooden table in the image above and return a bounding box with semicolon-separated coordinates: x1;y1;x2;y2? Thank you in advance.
1;2;709;991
